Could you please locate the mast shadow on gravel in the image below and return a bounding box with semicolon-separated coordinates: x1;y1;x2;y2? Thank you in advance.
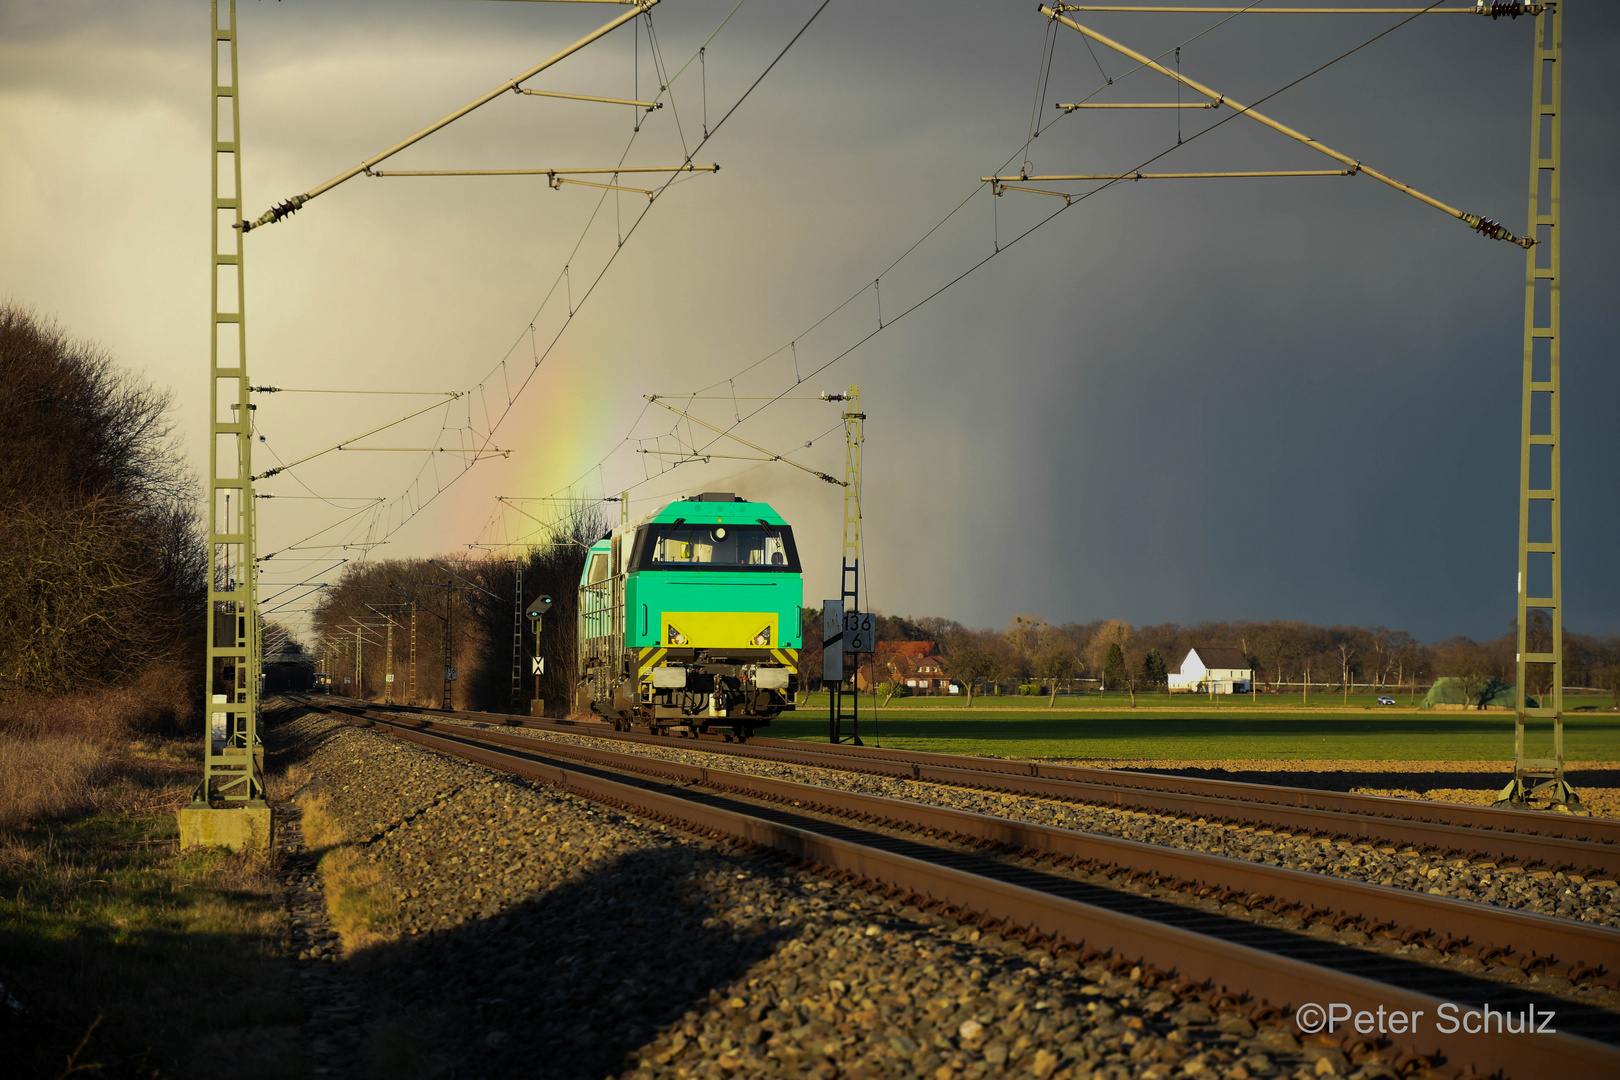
351;845;795;1080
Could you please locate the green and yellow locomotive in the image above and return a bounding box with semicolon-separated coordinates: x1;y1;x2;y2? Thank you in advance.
577;492;801;738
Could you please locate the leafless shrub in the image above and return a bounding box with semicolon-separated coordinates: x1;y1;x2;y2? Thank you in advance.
0;304;205;716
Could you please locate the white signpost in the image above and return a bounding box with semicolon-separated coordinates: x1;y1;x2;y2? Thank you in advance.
530;656;545;676
822;601;844;682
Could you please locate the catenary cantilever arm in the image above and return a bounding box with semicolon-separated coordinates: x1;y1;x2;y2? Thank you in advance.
1039;5;1533;247
644;396;845;485
241;0;657;232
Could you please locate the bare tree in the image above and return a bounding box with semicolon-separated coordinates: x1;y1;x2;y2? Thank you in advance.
1334;638;1358;706
1444;648;1488;711
946;646;997;708
1004;613;1050;682
1035;646;1076;708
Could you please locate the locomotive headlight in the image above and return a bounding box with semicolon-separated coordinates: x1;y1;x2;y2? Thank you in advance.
751;626;772;646
714;526;727;540
667;626;687;645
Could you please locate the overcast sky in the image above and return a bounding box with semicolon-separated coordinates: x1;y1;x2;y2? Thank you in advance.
2;0;1615;643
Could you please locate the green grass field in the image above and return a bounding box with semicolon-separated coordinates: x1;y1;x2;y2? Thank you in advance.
767;692;1620;762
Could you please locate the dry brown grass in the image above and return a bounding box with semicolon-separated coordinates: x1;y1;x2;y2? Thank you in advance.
0;664;197;740
317;846;399;952
0;665;200;833
0;730;195;833
0;732;110;831
292;779;399;953
293;786;344;851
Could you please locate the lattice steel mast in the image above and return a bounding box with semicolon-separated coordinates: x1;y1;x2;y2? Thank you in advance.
512;559;525;709
183;0;268;850
1501;2;1572;809
829;386;865;745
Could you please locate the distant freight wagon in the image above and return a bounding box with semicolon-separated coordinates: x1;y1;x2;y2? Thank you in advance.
577;493;801;740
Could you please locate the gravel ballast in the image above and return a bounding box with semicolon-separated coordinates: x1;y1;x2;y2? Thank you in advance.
269;707;1349;1079
458;724;1620;933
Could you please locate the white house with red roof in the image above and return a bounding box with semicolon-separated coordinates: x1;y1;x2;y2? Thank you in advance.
1168;646;1254;694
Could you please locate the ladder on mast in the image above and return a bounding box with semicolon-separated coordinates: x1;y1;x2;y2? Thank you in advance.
1502;2;1575;810
829;386;864;745
183;0;267;848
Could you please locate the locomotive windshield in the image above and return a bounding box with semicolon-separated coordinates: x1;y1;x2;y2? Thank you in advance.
632;521;801;573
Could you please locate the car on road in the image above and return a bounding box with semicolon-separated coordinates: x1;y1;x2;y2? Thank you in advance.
1377;696;1396;705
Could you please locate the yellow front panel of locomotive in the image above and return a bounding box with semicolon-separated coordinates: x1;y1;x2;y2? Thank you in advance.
662;611;779;649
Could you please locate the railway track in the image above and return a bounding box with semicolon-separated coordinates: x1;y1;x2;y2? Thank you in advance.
353;699;1620;877
305;699;1620;1080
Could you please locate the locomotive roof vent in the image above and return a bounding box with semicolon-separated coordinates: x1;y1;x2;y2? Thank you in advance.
689;492;743;502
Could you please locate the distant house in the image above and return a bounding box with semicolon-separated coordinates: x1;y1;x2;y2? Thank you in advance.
857;641;951;694
1168;647;1253;694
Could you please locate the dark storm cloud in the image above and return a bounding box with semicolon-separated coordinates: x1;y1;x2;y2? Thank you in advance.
2;1;1613;641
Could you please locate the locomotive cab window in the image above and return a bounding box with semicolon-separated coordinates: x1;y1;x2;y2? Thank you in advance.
586;552;610;585
632;522;800;572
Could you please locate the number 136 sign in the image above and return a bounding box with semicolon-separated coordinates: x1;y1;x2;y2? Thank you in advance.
843;611;875;653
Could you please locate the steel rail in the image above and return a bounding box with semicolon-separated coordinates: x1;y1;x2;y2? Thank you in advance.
375;701;1620;871
325;705;1620;1080
743;733;1620;846
344;705;1620;989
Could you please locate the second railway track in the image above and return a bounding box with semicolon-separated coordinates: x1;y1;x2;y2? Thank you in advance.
310;699;1620;1080
350;699;1620;878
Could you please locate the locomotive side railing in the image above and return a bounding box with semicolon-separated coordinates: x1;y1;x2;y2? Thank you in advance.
577;577;617;710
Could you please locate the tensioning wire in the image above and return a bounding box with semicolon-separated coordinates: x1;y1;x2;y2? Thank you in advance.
666;0;1450;468
496;0;1423;532
351;1;829;551
350;0;780;554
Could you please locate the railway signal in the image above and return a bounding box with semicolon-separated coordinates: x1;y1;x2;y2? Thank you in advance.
527;595;553;714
